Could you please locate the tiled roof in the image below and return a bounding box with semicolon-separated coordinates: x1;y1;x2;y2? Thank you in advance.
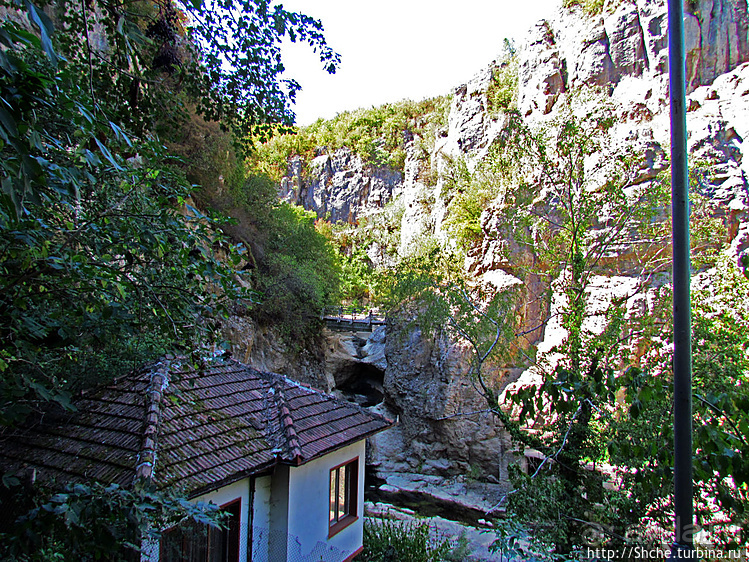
0;358;393;497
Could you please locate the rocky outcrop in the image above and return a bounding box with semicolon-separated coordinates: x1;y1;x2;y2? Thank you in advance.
222;315;388;406
221;314;333;391
518;0;749;119
277;0;749;232
279;148;402;223
368;324;512;483
686;0;749;91
518;20;567;117
379;0;749;485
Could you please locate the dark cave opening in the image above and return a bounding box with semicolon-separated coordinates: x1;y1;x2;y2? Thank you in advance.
337;362;385;407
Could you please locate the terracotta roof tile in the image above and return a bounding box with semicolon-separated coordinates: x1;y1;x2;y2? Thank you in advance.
0;357;394;497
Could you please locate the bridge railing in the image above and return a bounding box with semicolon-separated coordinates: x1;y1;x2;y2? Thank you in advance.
321;306;386;328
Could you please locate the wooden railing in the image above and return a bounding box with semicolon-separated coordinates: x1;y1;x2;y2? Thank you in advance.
321;306;386;331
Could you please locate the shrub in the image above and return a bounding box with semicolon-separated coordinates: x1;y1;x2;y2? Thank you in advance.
251;203;340;341
562;0;607;15
360;519;453;562
248;97;452;181
440;156;495;253
487;40;518;114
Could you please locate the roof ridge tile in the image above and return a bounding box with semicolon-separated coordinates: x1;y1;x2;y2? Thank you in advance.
265;380;303;464
134;362;170;483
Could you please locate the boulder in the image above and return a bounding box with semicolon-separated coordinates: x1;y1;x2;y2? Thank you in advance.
378;323;512;482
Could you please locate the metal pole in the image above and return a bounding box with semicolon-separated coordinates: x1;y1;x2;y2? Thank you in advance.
667;0;696;558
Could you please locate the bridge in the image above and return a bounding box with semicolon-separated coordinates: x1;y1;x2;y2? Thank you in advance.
322;306;386;332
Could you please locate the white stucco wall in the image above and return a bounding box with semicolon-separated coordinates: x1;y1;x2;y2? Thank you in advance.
141;477;252;562
251;473;273;559
250;466;293;561
193;478;252;562
143;440;368;562
286;440;366;561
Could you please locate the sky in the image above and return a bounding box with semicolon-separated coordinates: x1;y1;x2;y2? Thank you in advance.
276;0;561;125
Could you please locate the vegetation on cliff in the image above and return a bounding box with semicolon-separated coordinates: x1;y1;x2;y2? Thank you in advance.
248;96;451;181
381;95;748;553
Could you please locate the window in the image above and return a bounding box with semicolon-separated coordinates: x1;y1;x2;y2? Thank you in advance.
160;498;241;562
329;457;359;537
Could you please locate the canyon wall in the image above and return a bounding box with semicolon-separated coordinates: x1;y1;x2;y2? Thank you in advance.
254;0;749;483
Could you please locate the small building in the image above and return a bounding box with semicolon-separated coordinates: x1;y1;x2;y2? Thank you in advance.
0;357;394;562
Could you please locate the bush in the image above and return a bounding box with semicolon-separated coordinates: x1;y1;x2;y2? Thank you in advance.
562;0;601;14
487;40;518;114
248;97;452;182
336;248;378;305
440;156;495;253
251;203;340;341
359;519;453;562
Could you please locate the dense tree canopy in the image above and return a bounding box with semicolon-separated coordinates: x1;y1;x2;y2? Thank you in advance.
0;0;339;556
0;0;339;418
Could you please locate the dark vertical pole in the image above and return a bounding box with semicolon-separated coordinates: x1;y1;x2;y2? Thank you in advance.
667;0;695;558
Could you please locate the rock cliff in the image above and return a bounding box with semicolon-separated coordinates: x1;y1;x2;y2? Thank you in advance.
261;0;749;484
279;149;403;223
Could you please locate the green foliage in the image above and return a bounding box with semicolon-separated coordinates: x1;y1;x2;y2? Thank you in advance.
191;159;342;340
607;258;749;547
0;480;221;561
249;96;452;181
313;196;405;305
441;156;493;252
8;0;338;155
689;165;731;270
360;519;453;562
492;487;587;562
380;241;525;402
492;99;746;551
354;197;406;266
0;16;253;423
562;0;605;15
251;203;340;340
166;110;248;202
483;97;672;552
487;39;518;114
491;97;666;278
0;0;337;556
335;247;378;305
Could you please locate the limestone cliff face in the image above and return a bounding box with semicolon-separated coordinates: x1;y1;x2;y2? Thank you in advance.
277;0;749;231
369;323;512;483
518;0;749;117
279;149;402;223
262;0;749;481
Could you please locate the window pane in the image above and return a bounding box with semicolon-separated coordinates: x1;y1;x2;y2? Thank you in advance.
347;464;355;515
337;467;346;520
330;468;337;524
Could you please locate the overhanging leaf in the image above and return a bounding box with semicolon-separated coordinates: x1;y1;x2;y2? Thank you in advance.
24;1;58;66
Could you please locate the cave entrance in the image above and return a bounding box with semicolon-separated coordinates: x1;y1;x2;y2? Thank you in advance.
337;363;385;407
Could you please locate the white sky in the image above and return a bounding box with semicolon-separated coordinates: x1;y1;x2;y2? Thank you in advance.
277;0;561;125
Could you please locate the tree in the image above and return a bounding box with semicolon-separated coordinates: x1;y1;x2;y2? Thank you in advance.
484;96;672;552
607;257;749;549
386;94;672;555
0;0;338;555
0;0;338;415
0;4;247;424
387;92;749;554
